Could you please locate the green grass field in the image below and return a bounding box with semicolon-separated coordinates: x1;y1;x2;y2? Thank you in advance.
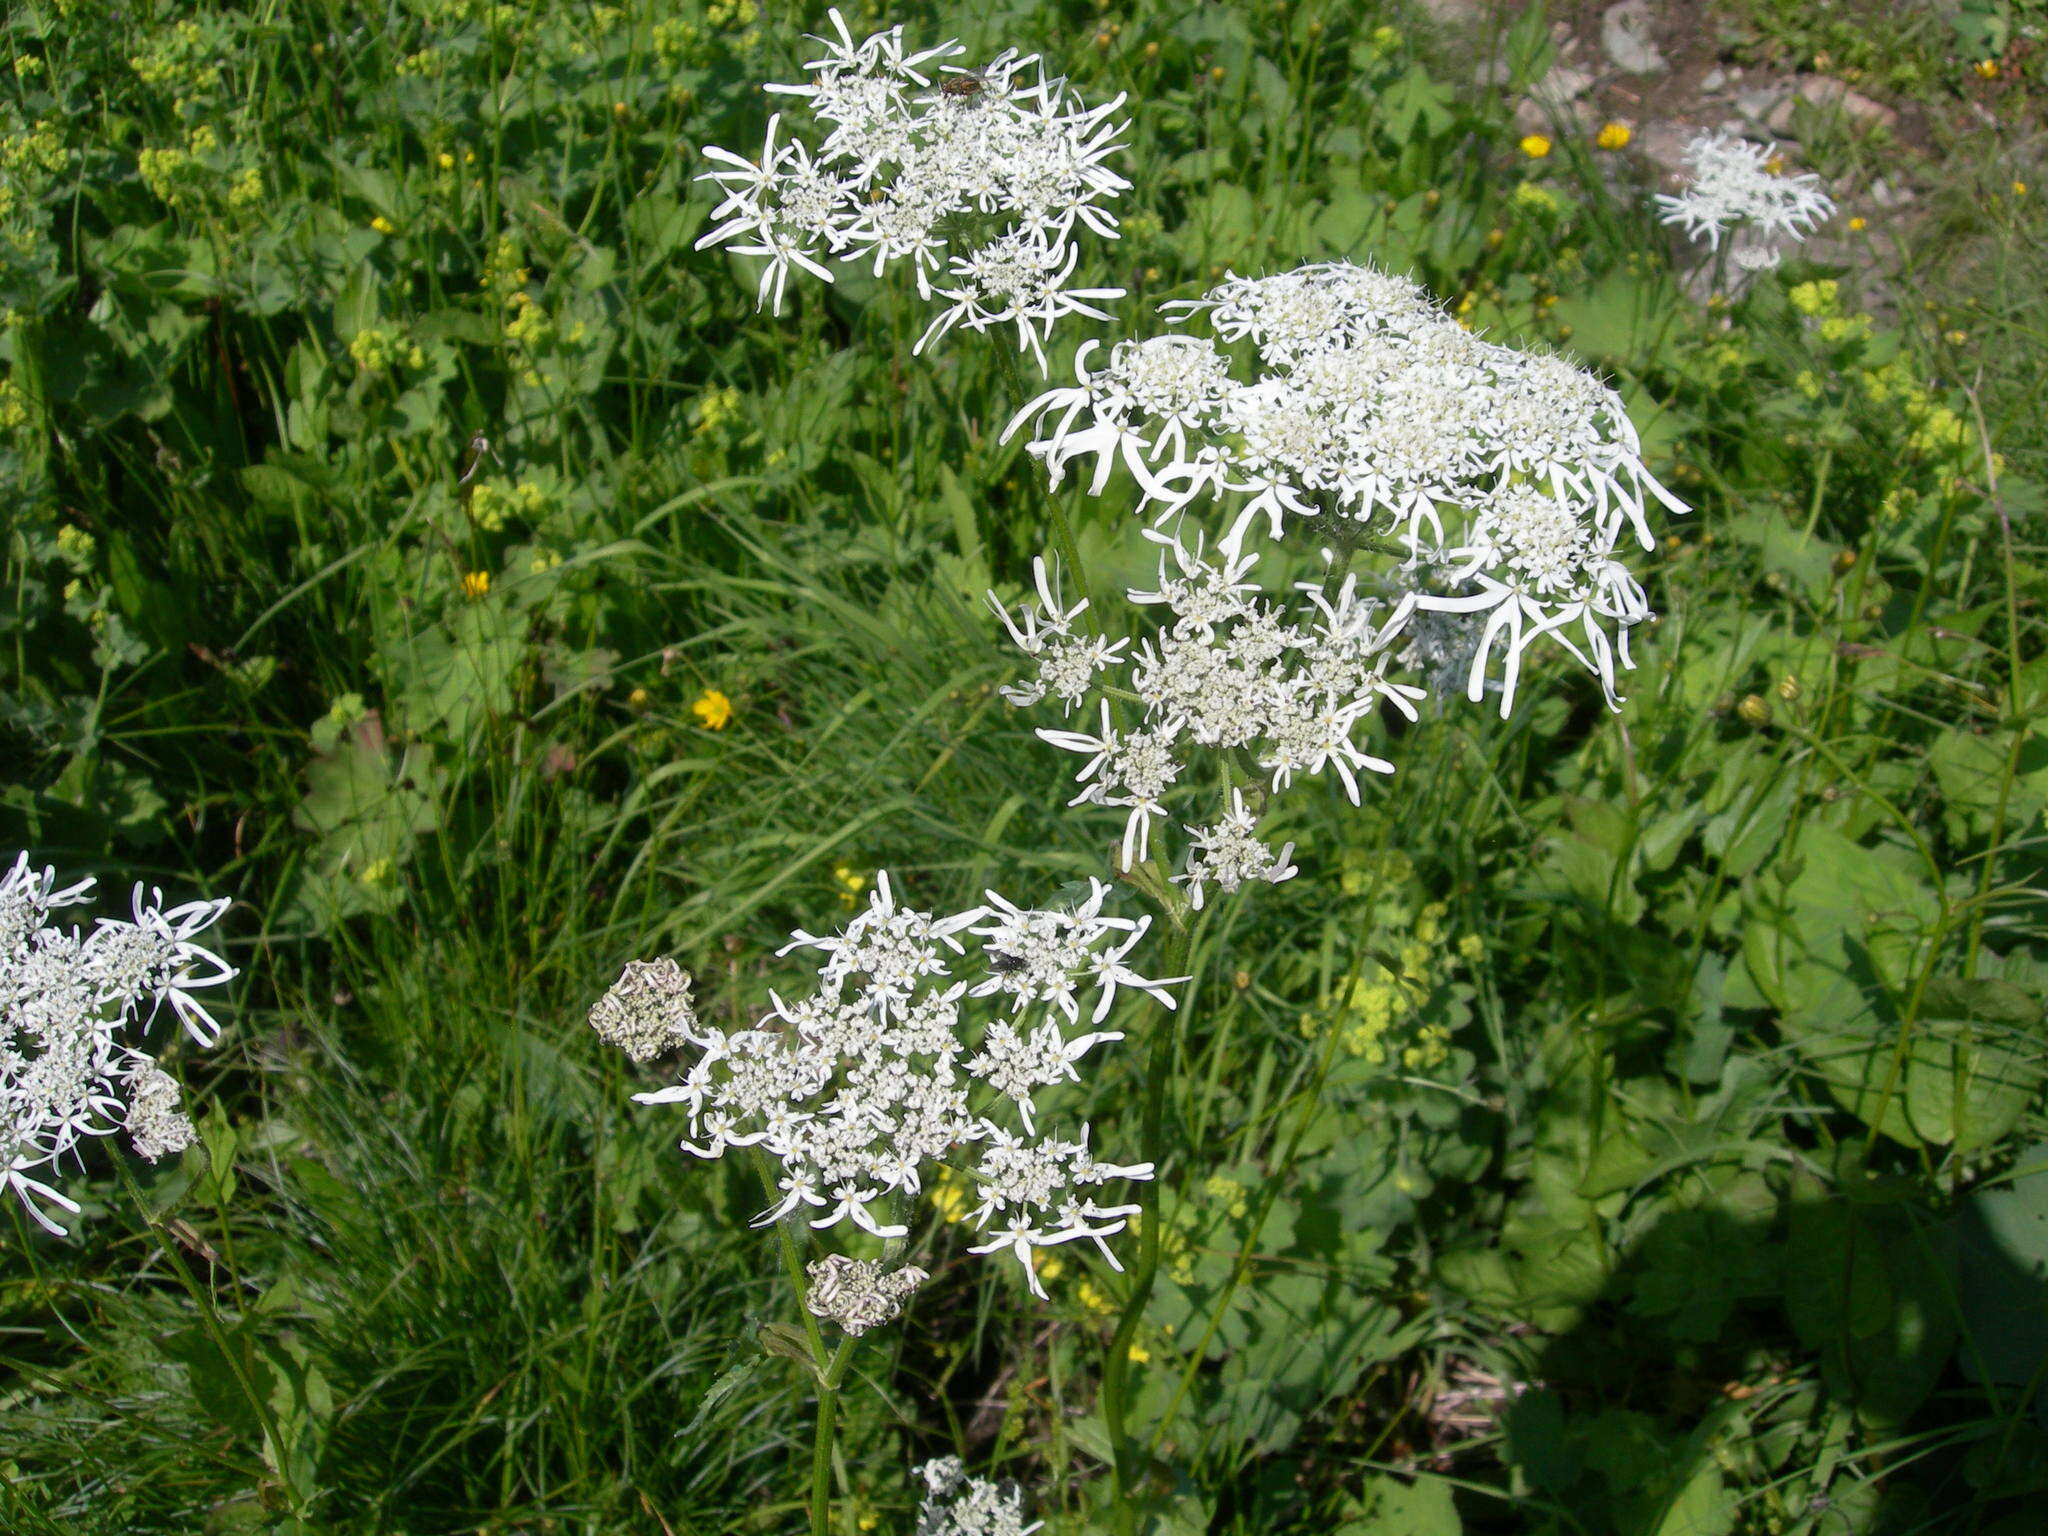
3;1;2046;1532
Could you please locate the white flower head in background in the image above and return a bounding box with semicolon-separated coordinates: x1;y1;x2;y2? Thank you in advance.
1;853;235;1234
599;872;1179;1299
1003;261;1686;714
915;1456;1043;1536
1653;131;1835;258
694;8;1129;369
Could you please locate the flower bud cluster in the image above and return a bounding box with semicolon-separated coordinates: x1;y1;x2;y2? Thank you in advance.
915;1456;1043;1536
992;537;1417;890
804;1253;929;1336
1004;261;1686;712
694;8;1129;369
1653;131;1835;270
595;873;1180;1297
1;853;235;1234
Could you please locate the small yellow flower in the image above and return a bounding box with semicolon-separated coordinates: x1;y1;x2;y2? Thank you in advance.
627;686;650;710
460;569;490;599
1126;1342;1151;1364
1975;59;2000;81
1736;694;1772;727
929;1171;969;1223
832;863;867;908
359;857;396;887
1595;122;1631;150
370;215;395;235
1518;134;1551;159
692;687;733;730
1847;215;1867;232
2013;180;2028;197
437;151;455;170
1035;1254;1065;1285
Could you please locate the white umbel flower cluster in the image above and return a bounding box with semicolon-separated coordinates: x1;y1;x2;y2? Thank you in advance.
915;1457;1043;1536
1004;262;1685;713
1653;131;1835;270
694;9;1129;369
991;537;1416;884
1;853;235;1235
602;873;1178;1297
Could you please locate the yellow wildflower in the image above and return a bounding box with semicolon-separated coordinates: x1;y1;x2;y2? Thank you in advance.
833;864;868;908
691;688;733;730
1847;215;1867;232
461;570;491;600
1595;122;1631;150
2013;181;2028;197
1518;134;1551;159
1974;60;2000;80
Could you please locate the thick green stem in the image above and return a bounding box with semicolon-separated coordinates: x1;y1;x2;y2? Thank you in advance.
1101;919;1193;1528
117;1161;306;1515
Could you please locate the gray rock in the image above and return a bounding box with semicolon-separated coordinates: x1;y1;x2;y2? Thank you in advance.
1766;76;1899;135
1531;64;1595;108
1601;0;1669;76
1735;86;1788;124
1636;121;1696;180
1700;66;1728;93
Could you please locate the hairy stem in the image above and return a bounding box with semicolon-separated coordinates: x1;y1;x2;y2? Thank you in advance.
1101;918;1193;1528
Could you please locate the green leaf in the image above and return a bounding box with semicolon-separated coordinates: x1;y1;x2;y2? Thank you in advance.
1338;1473;1461;1536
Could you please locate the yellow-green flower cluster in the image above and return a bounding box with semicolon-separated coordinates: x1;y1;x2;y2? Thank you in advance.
692;386;743;436
470;478;547;532
1298;900;1478;1070
128;20;223;110
0;374;29;432
0;118;68;251
347;327;426;375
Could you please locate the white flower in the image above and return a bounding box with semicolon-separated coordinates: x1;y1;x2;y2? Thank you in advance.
1653;132;1835;255
614;872;1173;1300
997;535;1413;876
1;853;234;1235
1002;260;1684;704
915;1456;1044;1536
694;10;1129;369
1177;789;1298;909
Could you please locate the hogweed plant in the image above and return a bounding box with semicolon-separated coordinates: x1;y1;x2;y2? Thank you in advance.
672;32;1694;1525
694;7;1130;369
1;852;234;1235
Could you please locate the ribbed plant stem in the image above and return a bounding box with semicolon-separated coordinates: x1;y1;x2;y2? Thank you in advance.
1101;920;1191;1530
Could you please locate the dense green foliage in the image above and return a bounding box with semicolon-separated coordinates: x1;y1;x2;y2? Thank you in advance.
2;1;2044;1532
